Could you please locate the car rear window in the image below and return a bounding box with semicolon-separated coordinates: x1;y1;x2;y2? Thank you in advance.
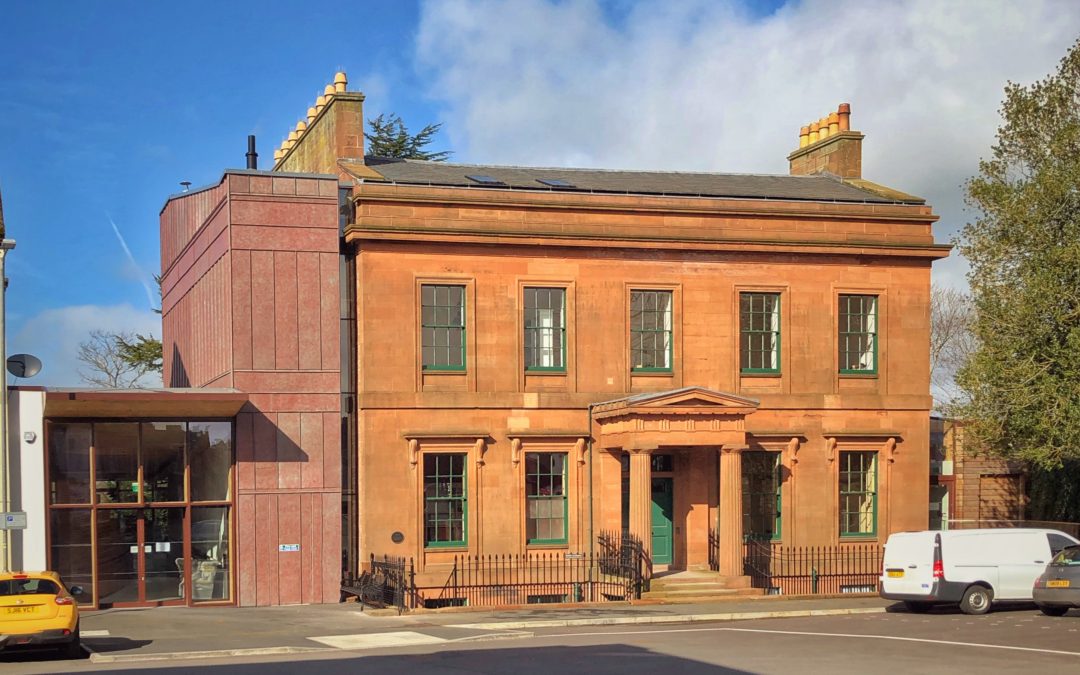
1052;547;1080;565
0;578;61;596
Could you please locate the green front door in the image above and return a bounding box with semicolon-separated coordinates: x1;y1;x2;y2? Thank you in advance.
651;477;674;564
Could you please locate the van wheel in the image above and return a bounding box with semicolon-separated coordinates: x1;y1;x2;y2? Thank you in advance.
1038;605;1069;617
960;586;992;615
904;601;931;613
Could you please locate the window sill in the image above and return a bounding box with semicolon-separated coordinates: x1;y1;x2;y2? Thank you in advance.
526;542;569;549
740;371;781;378
838;372;878;379
424;544;468;551
525;369;567;376
838;535;878;542
631;370;674;377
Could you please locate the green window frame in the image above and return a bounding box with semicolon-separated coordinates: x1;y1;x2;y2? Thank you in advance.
630;289;673;372
740;292;781;374
742;451;781;541
839;451;878;537
421;284;466;371
525;452;567;544
524;287;566;371
838;294;878;374
423;454;467;547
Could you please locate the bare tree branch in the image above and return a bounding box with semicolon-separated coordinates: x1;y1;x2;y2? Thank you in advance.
77;329;153;389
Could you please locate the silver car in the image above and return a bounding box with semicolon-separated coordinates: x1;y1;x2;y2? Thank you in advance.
1033;545;1080;616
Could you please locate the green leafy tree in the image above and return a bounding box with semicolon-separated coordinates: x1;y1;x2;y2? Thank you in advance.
116;333;163;374
955;39;1080;471
365;113;451;161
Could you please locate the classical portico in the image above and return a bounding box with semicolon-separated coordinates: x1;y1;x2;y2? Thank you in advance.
593;387;759;575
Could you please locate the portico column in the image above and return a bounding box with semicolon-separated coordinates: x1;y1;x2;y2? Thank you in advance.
628;448;653;555
718;444;747;576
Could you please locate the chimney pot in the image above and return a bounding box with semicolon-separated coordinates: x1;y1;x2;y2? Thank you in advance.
828;111;840;135
334;71;348;93
818;116;830;140
307;106;317;124
838;103;851;131
799;125;810;148
296;120;307;134
808;121;820;144
323;84;336;97
315;94;327;112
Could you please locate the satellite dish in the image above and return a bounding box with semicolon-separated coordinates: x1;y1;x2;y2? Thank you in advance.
7;354;42;379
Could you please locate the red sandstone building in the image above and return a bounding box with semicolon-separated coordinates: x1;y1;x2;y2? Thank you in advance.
38;73;948;607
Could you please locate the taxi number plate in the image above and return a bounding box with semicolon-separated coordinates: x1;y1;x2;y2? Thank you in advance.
6;606;34;614
887;569;904;578
1048;580;1071;588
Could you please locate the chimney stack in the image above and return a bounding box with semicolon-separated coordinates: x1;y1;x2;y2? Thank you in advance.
246;135;258;170
788;103;863;179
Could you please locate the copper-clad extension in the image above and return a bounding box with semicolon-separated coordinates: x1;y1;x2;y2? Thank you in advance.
828;111;840;135
808;121;820;144
799;126;810;148
838;103;851;131
334;71;348;93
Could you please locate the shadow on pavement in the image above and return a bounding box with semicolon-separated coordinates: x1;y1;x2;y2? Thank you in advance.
884;601;1040;615
100;643;750;674
82;637;155;653
0;645;89;664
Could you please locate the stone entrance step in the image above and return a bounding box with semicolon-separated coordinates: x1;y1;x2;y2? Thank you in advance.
642;572;762;601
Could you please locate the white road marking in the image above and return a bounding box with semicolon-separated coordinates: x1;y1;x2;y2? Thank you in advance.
537;625;1080;658
308;631;447;650
81;630;110;637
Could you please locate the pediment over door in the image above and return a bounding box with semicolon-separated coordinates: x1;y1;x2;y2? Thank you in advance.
593;387;759;450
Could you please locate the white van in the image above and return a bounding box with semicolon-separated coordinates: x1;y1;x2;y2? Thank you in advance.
880;529;1079;614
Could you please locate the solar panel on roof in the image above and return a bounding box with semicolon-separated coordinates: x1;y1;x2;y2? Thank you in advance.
466;174;505;186
537;178;575;188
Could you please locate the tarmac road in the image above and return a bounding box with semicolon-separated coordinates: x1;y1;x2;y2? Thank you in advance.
4;606;1080;674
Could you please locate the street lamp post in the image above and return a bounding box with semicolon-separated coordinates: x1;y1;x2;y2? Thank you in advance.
0;238;15;573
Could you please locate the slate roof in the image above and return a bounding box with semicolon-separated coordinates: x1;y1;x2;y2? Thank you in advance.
354;157;925;205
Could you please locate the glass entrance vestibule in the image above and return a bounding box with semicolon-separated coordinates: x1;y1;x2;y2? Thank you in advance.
46;420;234;608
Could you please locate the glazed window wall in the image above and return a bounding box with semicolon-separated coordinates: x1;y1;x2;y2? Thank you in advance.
46;420;234;607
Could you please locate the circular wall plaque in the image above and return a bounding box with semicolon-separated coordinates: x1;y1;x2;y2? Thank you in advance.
391;531;404;544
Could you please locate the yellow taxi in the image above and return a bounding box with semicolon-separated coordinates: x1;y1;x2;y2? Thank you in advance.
0;571;82;658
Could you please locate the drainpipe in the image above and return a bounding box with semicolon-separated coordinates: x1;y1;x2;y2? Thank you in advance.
587;402;596;561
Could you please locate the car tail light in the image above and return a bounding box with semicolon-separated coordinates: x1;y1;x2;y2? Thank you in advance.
54;595;75;606
1034;575;1046;589
933;558;944;579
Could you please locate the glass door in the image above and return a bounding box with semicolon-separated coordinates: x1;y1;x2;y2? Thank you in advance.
95;508;187;607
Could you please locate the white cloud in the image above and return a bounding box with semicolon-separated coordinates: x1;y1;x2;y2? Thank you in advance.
8;304;162;387
416;0;1080;290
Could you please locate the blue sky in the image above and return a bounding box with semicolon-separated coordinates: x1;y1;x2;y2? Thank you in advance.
1;0;1077;385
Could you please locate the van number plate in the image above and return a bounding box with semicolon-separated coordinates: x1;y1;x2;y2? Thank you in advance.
1048;580;1070;588
886;569;904;578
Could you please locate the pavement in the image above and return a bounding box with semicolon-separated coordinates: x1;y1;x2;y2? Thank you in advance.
72;594;893;664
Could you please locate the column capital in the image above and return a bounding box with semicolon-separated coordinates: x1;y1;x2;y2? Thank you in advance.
627;445;657;454
720;444;749;454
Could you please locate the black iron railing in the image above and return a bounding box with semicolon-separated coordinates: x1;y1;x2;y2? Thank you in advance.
431;533;650;608
341;554;416;613
740;538;883;595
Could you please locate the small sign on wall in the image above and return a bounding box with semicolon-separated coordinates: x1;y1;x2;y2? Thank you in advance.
279;544;300;552
0;512;27;530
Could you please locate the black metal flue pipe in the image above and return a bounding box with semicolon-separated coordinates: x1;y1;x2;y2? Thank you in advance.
246;135;258;170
